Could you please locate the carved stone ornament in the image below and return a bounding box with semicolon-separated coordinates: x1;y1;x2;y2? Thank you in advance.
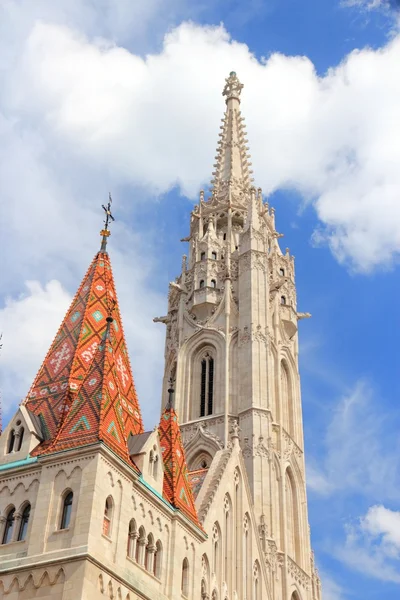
181;420;224;450
239;250;267;274
255;435;270;458
242;436;254;458
282;429;303;461
265;539;278;576
258;514;268;551
239;324;269;347
287;556;311;590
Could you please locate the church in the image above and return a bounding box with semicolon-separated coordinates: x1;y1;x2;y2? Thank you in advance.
0;73;322;600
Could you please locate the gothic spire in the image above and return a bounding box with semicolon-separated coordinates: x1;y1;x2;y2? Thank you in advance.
209;72;254;207
24;240;144;461
158;384;201;527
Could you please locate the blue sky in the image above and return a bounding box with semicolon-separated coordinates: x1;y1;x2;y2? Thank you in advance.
1;1;400;598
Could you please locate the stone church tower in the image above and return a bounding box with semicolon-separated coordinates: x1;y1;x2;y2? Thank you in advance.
0;74;321;600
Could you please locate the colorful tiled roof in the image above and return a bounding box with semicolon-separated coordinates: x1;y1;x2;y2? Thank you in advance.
158;406;200;527
188;468;208;500
24;250;144;460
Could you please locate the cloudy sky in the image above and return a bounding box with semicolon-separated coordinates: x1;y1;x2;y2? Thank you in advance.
1;0;400;597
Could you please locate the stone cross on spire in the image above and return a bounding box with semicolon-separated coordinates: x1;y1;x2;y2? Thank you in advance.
209;72;254;208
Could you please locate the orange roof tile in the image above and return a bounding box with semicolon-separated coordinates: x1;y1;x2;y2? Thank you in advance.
158;406;200;527
24;250;143;461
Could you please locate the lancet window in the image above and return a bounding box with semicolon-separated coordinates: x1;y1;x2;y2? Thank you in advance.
103;496;113;537
153;540;162;578
7;430;15;454
181;558;190;597
285;468;301;564
253;561;260;600
18;503;31;541
200;352;214;417
17;427;24;451
127;519;137;558
60;491;73;530
2;507;15;544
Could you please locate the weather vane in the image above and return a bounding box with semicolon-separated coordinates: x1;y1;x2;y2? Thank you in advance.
100;193;115;252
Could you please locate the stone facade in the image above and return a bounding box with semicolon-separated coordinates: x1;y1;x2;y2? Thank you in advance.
0;73;322;600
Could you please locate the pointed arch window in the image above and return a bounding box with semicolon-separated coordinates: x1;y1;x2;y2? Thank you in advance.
153;540;162;579
17;504;31;541
2;508;15;544
243;514;251;599
145;533;155;572
7;430;15;454
181;558;190;597
223;495;232;586
103;496;113;537
60;491;73;530
199;279;205;289
16;427;24;451
211;279;217;288
212;523;221;574
286;468;301;564
201;252;206;261
136;526;146;565
253;561;260;600
200;353;214;417
127;519;137;558
281;295;286;305
212;251;217;260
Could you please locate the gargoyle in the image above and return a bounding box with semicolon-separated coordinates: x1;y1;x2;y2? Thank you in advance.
169;281;185;292
270;277;288;292
153;316;170;324
297;312;312;320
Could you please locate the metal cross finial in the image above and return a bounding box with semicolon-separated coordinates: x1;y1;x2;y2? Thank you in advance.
100;193;115;253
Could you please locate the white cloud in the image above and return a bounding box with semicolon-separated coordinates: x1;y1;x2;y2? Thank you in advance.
319;571;345;600
307;380;400;501
0;280;72;417
343;0;387;8
338;505;400;583
3;20;400;271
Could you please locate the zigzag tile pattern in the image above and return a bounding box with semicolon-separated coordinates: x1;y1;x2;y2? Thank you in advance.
158;407;200;527
24;250;143;460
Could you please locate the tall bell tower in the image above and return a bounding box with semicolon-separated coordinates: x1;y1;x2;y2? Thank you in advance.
155;72;314;584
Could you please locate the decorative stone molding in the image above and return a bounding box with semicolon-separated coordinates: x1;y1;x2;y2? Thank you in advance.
238;324;269;347
198;447;233;522
181;420;224;450
287;556;311;590
241;434;270;459
265;539;279;580
239;250;267;274
281;429;303;461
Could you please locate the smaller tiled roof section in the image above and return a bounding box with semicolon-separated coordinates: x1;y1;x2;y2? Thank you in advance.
188;468;208;500
158;406;200;527
40;313;143;463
